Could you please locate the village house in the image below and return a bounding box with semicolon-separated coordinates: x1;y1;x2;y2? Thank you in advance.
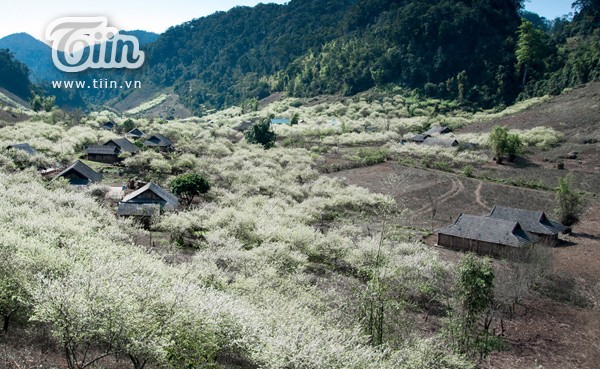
424;125;452;136
104;138;140;155
126;128;145;139
143;133;174;151
234;121;253;132
488;206;569;244
422;138;459;147
86;145;120;164
410;134;431;143
100;121;116;131
7;143;37;155
437;214;538;258
55;161;103;186
118;182;179;217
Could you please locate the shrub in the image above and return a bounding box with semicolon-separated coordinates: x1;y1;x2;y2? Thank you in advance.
171;173;210;207
555;174;582;226
245;119;276;149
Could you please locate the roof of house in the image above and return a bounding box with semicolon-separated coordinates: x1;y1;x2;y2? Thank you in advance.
86;145;119;156
422;138;459;147
126;128;145;137
105;138;140;153
122;182;179;207
56;161;103;183
424;126;452;135
100;122;115;130
271;118;290;125
488;206;569;235
7;143;37;155
410;134;431;143
438;214;538;247
144;133;173;147
234;121;253;132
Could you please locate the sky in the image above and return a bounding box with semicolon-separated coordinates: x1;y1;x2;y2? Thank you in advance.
0;0;575;42
0;0;288;41
525;0;574;20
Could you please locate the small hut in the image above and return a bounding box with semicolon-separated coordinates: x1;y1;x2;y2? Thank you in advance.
104;138;140;154
7;143;37;155
424;126;452;136
118;182;179;217
100;122;116;131
126;128;145;139
143;133;174;151
55;161;102;186
86;145;120;164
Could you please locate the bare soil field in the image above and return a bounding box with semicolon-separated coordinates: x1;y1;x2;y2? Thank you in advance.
329;161;600;369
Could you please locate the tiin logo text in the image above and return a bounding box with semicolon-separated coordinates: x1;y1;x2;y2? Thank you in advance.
46;17;145;73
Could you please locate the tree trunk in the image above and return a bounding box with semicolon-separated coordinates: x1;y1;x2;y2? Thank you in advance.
129;355;147;369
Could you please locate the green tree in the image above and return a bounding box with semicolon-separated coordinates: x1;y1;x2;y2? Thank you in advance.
450;254;495;357
516;20;548;86
245;119;276;149
290;112;300;125
489;126;523;164
555;174;582;226
170;173;210;207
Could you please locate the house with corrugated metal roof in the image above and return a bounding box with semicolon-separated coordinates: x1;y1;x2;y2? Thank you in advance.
271;118;290;125
126;128;145;139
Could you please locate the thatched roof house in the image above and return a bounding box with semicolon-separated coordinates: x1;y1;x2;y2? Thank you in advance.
105;138;140;154
118;182;178;216
488;206;569;243
437;214;538;258
7;143;37;155
55;161;102;185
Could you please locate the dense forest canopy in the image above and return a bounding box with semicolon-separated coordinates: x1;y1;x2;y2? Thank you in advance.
0;49;31;99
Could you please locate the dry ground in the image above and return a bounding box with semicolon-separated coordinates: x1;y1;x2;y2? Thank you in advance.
329;161;600;369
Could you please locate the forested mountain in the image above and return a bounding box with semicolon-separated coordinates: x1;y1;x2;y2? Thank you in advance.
139;0;599;115
0;49;31;99
0;33;63;83
1;0;599;114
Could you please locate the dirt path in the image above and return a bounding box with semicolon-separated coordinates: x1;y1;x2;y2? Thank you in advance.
475;181;491;210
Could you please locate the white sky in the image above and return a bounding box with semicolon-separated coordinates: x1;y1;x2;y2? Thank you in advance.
0;1;288;41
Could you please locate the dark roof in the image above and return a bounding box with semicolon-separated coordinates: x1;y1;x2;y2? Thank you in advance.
424;126;452;135
126;128;145;138
422;138;459;147
488;206;569;235
100;122;115;130
234;121;253;132
438;214;538;247
271;118;290;125
86;145;119;155
105;138;140;153
122;182;179;207
410;134;431;143
144;133;173;147
56;161;103;183
7;143;37;155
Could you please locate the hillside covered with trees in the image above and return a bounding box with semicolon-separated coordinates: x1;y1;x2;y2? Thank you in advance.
136;0;599;115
